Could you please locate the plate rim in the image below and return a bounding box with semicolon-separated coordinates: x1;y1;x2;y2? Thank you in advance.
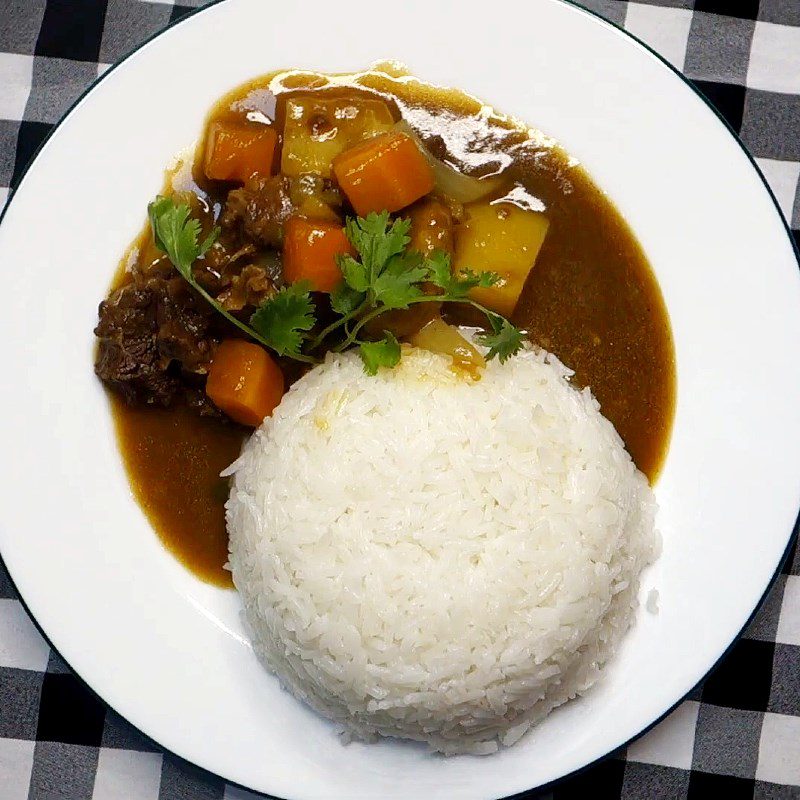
0;1;798;798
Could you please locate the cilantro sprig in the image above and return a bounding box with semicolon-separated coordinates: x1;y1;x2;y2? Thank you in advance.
477;314;525;363
250;282;315;358
148;196;317;363
148;198;524;374
326;212;523;371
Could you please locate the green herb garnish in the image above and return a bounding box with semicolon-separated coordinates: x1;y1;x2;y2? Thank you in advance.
250;281;315;358
148;195;219;275
148;198;525;372
148;196;317;363
359;331;401;375
328;212;523;368
477;314;526;363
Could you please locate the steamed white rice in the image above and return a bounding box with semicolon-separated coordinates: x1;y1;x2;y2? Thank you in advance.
225;345;658;754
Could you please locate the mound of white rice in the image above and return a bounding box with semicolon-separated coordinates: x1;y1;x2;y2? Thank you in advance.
226;345;658;754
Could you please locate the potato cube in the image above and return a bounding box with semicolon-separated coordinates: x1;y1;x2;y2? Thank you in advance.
453;202;549;317
281;95;394;178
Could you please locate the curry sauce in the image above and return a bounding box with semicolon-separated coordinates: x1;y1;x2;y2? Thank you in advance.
108;68;675;587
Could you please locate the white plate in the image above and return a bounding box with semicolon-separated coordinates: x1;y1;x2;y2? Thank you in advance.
1;0;799;797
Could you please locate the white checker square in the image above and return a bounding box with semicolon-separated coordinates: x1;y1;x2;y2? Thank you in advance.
0;738;35;800
0;188;9;215
755;158;800;223
92;748;163;800
0;599;50;671
776;574;800;646
624;4;693;70
756;712;800;785
0;53;34;121
97;63;113;78
626;700;700;770
747;21;800;95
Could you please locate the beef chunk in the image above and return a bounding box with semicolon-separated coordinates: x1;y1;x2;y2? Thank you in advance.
216;264;276;311
155;277;216;372
220;175;296;248
94;276;217;407
192;237;257;296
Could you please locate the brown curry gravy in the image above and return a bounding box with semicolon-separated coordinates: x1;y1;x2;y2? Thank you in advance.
110;69;675;588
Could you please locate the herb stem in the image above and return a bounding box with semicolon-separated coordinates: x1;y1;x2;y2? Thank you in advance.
307;300;369;352
332;306;390;352
332;294;507;354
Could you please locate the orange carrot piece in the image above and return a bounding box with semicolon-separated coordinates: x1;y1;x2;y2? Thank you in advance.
203;121;277;183
206;339;284;426
282;217;355;293
332;132;435;216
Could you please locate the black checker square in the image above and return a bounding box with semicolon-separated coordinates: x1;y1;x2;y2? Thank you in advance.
36;672;106;747
688;770;756;799
691;79;747;132
170;5;199;24
693;0;761;19
12;119;52;187
552;756;626;799
35;0;108;63
701;638;775;712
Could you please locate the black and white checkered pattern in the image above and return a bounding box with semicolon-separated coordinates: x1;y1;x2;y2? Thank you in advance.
1;1;799;798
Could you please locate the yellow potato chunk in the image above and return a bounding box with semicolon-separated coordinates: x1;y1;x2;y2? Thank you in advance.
453;202;549;317
296;195;341;223
281;95;394;178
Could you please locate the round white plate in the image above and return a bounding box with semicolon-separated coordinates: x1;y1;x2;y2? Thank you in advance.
1;0;799;797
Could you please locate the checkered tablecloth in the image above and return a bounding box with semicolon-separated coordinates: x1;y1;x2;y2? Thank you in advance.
1;1;799;798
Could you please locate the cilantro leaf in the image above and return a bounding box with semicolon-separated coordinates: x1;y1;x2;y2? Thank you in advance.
476;315;524;363
359;332;401;375
250;282;315;357
371;252;427;309
197;228;218;259
452;268;501;296
337;253;369;293
424;249;500;299
147;195;218;281
425;250;452;290
344;212;411;285
330;282;366;315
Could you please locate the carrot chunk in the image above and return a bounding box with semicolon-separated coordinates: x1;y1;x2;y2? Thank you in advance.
283;217;355;292
332;132;435;216
203;121;277;183
205;340;284;426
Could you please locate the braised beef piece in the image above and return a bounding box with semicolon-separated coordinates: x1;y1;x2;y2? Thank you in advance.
217;264;276;311
95;275;218;409
220;175;296;248
95;283;177;406
193;237;257;296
